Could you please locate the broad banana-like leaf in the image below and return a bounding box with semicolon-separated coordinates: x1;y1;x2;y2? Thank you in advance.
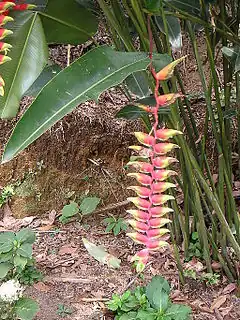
125;53;172;98
25;63;62;97
222;46;240;73
155;15;182;50
125;71;150;98
39;0;98;44
0;11;48;119
2;47;170;163
31;0;48;11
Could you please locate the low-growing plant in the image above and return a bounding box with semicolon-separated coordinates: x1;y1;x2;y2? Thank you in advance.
59;197;101;224
104;216;128;236
185;232;203;261
107;276;191;320
0;229;39;282
57;304;73;318
183;269;197;280
184;269;220;286
18;264;43;286
0;185;14;207
200;273;220;286
0;279;39;320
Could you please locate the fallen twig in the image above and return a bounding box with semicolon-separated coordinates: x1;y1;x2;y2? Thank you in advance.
93;200;130;215
45;275;97;284
123;261;153;292
80;298;109;302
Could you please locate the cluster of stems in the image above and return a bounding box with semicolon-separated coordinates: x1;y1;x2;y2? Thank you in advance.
126;58;185;272
0;1;35;95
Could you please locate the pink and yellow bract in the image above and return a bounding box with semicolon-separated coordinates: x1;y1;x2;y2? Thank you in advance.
126;58;184;272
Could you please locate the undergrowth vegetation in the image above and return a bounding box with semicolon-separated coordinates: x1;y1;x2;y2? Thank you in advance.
107;276;191;320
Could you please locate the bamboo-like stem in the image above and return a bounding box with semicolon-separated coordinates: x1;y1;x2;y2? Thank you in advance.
130;0;148;36
208;233;235;282
163;2;240;45
122;0;148;51
170;227;185;285
97;0;135;52
237;73;240;175
192;158;240;260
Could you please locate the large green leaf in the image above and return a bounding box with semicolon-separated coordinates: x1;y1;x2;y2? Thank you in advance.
146;276;170;310
25;63;62;97
0;11;48;119
155;15;182;50
31;0;48;11
2;46;154;163
222;46;240;73
15;298;39;320
0;262;12;278
80;197;101;215
116;105;149;120
16;228;36;244
164;304;192;320
164;0;202;15
125;71;150;98
40;0;98;44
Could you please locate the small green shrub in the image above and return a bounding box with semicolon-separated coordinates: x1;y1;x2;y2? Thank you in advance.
0;185;15;208
104;217;128;236
59;197;101;224
0;279;39;320
185;232;203;261
200;273;220;286
57;304;73;317
184;269;220;286
18;265;43;286
0;229;40;281
107;276;191;320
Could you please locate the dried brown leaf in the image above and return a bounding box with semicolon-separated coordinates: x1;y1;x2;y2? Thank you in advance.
222;283;237;294
33;282;51;292
210;295;227;311
41;210;57;226
0;204;35;230
58;245;78;256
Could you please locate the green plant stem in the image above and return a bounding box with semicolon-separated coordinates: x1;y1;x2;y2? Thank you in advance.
237;73;240;175
162;4;240;45
170;226;185;285
122;0;148;51
208;233;235;282
97;0;135;52
130;0;148;36
192;158;240;260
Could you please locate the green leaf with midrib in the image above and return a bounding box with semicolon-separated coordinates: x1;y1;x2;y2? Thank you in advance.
2;46;155;163
0;11;48;119
40;0;98;44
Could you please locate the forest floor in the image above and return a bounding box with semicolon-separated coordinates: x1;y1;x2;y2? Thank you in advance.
0;29;240;319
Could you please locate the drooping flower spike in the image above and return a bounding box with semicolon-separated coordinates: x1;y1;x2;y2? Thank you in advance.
126;58;184;272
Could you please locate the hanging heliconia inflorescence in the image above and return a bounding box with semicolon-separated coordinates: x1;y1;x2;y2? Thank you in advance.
126;57;186;272
0;1;35;96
